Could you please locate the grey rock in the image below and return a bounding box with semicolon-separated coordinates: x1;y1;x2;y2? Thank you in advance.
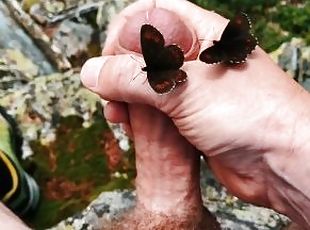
0;71;99;157
270;38;310;84
0;1;54;74
53;20;94;58
30;0;135;25
49;191;136;230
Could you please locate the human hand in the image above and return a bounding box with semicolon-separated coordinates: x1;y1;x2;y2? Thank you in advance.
100;1;215;225
81;0;310;226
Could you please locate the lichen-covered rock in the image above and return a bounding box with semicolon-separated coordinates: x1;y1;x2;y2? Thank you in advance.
0;1;54;74
28;0;136;68
50;191;136;230
53;21;94;58
270;38;310;84
29;0;135;25
0;71;99;155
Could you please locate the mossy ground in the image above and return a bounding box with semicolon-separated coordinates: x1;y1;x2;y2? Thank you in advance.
22;114;136;229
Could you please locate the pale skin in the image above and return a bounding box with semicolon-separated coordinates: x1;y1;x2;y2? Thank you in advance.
0;203;29;229
80;0;310;228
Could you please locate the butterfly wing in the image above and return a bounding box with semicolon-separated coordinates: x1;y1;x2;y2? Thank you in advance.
244;35;258;53
147;69;187;94
155;45;185;70
147;71;176;94
141;24;185;71
140;24;187;94
140;24;165;68
221;13;257;63
199;42;226;64
222;12;251;43
200;13;257;64
174;69;187;84
225;34;258;63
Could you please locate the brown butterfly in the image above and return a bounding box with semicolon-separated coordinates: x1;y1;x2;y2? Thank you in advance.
199;12;258;64
140;24;187;94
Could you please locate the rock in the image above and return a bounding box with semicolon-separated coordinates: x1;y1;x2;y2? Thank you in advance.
53;20;94;58
49;191;135;230
0;1;54;74
29;0;135;25
0;49;39;79
0;70;99;156
270;38;310;84
28;0;136;68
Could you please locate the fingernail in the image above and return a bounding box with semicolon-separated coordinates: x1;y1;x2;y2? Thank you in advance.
80;56;108;89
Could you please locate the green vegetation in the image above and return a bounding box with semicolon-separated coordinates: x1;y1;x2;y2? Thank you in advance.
190;0;310;52
23;115;135;229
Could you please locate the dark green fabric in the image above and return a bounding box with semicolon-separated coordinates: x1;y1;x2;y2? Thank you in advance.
0;151;14;199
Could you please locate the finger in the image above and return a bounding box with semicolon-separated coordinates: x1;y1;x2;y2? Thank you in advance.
208;157;271;207
103;0;229;55
80;55;160;106
104;101;129;123
80;53;220;114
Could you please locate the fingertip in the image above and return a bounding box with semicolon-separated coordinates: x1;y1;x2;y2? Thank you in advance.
80;56;109;90
94;54;158;106
104;101;129;123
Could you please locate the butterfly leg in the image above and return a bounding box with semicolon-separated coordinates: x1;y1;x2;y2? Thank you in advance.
130;55;143;66
131;70;143;83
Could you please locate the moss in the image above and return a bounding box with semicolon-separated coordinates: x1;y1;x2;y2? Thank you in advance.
23;114;135;229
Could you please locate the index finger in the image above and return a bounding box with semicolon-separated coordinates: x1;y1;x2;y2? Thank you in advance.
103;0;229;55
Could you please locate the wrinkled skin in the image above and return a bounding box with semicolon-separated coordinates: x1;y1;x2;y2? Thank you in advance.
81;0;310;228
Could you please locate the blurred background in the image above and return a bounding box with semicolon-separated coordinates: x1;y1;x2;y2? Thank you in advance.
0;0;309;229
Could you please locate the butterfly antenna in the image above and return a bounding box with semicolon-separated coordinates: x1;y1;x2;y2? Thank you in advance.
131;71;143;83
142;76;148;85
130;55;143;66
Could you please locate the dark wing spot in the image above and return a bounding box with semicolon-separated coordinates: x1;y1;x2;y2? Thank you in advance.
147;71;176;94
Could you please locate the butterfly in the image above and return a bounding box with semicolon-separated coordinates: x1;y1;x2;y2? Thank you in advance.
199;12;258;65
140;24;187;94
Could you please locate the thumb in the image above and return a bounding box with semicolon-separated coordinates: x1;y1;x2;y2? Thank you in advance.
80;54;166;107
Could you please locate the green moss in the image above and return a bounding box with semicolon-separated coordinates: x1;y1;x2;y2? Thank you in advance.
23;114;135;229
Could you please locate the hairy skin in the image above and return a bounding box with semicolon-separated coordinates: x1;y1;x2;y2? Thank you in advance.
81;0;310;228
